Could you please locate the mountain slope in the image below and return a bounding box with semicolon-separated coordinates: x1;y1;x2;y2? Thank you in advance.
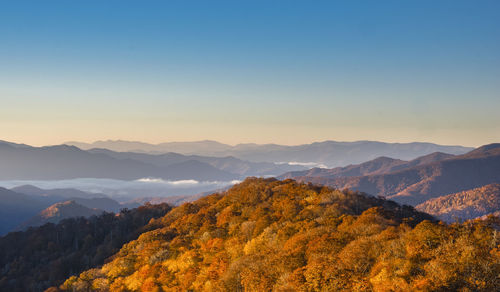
58;178;499;292
0;188;50;235
66;140;473;167
416;184;500;222
291;144;500;205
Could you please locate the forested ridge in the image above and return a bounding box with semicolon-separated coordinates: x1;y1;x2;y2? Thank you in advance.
416;183;500;222
0;203;172;291
55;178;500;291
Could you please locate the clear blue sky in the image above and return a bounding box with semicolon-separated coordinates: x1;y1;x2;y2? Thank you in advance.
0;0;499;146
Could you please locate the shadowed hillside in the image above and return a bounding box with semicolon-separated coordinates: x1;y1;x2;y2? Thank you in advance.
0;203;172;292
0;188;49;235
280;152;454;180
291;144;500;205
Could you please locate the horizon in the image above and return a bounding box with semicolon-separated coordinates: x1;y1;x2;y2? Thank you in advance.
1;1;499;147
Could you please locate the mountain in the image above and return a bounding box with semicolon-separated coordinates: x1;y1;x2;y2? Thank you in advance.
87;148;303;176
0;186;121;235
56;178;499;291
127;187;232;207
0;203;172;292
67;140;232;154
279;152;455;179
11;185;133;212
290;144;500;206
66;140;473;167
416;184;500;222
11;184;108;199
0;185;138;234
127;192;209;207
0;188;50;235
0;141;238;181
18;201;104;230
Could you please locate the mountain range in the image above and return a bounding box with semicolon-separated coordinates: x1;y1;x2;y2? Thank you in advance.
280;151;455;179
0;140;303;181
286;144;500;207
1;139;498;231
86;148;302;176
0;141;237;181
66;140;473;167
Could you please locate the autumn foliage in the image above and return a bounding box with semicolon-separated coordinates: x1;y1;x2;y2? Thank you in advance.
60;178;500;291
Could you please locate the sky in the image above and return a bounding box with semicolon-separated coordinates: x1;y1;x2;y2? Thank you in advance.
0;1;499;147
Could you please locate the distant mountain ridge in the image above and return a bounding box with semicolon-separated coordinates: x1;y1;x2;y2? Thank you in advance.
0;140;304;181
0;141;238;181
288;144;500;206
280;152;455;179
11;184;108;199
67;139;232;154
87;148;302;176
66;140;473;168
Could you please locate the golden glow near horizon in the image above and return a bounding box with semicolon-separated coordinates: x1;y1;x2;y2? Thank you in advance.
0;84;498;148
0;118;493;148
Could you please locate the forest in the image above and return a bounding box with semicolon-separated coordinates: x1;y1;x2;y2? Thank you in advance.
52;178;499;291
0;203;172;291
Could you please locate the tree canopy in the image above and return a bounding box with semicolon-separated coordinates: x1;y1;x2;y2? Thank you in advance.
56;178;500;291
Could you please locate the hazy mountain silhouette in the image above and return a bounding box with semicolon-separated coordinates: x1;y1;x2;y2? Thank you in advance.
289;144;500;206
67;140;231;154
11;184;108;200
87;148;303;176
66;140;472;167
0;141;238;181
416;183;500;222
